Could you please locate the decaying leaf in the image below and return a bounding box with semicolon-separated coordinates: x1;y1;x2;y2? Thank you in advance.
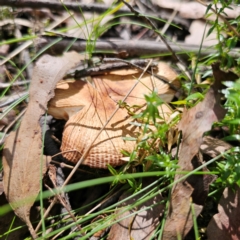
185;20;219;46
48;62;179;168
153;0;240;19
201;136;232;158
207;185;240;240
2;51;82;237
162;63;227;239
108;178;165;240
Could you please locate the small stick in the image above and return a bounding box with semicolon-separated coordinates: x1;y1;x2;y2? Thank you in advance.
67;59;157;79
37;36;240;58
102;58;179;91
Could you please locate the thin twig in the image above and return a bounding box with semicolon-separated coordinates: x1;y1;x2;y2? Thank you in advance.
35;198;58;233
158;9;178;37
101;58;179;91
44;184;81;232
50;159;94;175
69;59;157;79
0;91;28;108
0;80;30;89
36;37;240;58
15;28;34;78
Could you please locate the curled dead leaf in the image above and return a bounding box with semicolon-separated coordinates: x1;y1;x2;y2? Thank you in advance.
201;136;232;158
163;63;228;239
207;185;240;240
108;178;165;240
2;51;82;237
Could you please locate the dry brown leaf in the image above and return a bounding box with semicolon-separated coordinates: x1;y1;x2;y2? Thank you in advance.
108;178;165;240
2;51;82;237
185;20;219;46
48;62;179;168
153;0;240;19
207;185;240;240
201;136;232;158
162;63;227;239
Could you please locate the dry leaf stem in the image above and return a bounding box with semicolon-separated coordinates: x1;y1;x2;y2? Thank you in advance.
103;58;178;90
37;37;240;59
70;59;156;79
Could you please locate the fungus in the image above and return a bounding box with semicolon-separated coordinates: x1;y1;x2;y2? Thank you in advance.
48;62;179;168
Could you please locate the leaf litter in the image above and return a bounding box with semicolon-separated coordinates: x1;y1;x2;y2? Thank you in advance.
162;63;228;239
207;185;240;240
0;1;237;236
108;178;165;240
2;51;82;237
2;57;238;239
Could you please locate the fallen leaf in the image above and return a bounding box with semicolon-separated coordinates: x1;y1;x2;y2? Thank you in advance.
2;51;82;237
207;185;240;240
153;0;240;19
185;20;219;46
162;63;227;239
108;178;165;240
200;136;232;158
211;62;239;88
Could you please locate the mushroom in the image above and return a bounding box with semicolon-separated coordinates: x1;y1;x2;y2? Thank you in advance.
48;62;179;168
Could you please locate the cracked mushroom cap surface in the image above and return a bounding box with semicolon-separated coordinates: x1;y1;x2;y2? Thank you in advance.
48;62;179;168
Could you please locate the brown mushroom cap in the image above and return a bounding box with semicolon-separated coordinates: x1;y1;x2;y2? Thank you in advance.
48;62;179;168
